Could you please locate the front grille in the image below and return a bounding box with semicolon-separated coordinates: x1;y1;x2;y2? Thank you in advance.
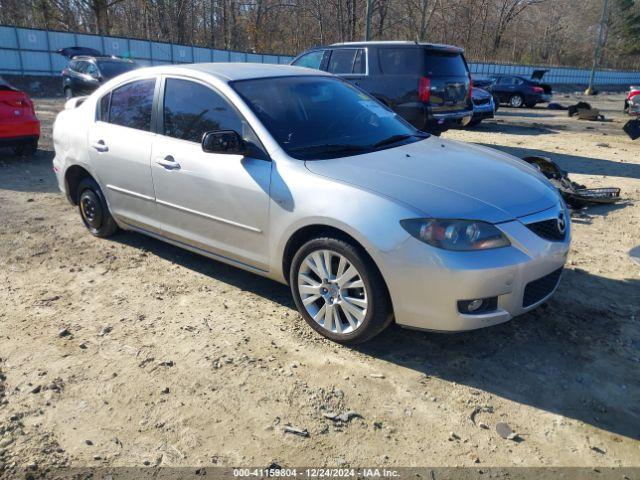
522;268;563;307
526;219;565;241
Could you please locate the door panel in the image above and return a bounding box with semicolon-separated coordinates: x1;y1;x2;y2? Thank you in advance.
151;137;271;269
150;76;272;270
87;77;158;231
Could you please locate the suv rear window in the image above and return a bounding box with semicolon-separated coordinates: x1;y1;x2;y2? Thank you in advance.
378;48;468;77
424;51;468;77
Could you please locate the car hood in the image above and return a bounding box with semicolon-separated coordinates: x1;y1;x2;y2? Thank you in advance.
304;137;560;223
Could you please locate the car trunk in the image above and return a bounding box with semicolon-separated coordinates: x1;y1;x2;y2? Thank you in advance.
422;50;471;113
531;69;552;94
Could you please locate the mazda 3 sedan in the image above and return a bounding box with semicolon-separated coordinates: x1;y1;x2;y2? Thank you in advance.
53;64;570;344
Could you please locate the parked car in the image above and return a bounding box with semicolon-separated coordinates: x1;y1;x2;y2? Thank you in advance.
57;46;103;58
490;70;552;108
0;77;40;156
467;88;495;127
624;85;640;116
291;41;473;134
470;75;499;111
62;56;139;99
53;64;570;344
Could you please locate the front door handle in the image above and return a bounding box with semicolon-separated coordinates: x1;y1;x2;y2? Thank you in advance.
156;155;181;170
91;140;108;153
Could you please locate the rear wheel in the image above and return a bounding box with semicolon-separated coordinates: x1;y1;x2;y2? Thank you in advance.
77;177;118;238
466;118;482;128
509;94;524;108
290;237;393;344
525;100;537;108
64;87;73;100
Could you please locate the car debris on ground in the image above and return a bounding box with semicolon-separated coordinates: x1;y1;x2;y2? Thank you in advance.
522;156;621;208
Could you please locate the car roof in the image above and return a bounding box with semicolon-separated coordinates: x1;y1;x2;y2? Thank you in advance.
176;63;332;81
329;41;464;52
71;55;132;62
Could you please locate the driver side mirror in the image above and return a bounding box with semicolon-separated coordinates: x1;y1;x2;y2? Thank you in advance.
202;130;246;155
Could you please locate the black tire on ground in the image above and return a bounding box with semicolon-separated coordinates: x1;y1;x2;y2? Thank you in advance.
493;96;500;112
466;118;482;128
525;101;537;108
509;94;524;108
64;87;73;100
289;237;394;345
77;177;118;238
13;139;38;156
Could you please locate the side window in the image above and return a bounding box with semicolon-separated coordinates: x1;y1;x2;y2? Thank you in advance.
327;49;358;74
75;61;87;73
292;51;324;70
69;60;78;72
99;93;110;121
108;78;156;131
86;63;98;77
352;49;366;74
163;78;243;143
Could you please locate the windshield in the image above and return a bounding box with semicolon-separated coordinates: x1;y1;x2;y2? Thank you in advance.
232;76;426;160
97;60;137;78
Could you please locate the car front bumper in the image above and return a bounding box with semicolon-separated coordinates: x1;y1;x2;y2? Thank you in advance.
377;205;571;331
472;102;495;120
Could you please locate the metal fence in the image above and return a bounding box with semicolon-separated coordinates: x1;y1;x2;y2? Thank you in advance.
0;25;294;76
2;25;640;85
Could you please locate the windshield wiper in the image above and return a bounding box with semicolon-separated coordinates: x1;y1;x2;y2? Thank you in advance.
371;133;428;149
289;143;369;154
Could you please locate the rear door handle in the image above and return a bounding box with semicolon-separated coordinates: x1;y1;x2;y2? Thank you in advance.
91;140;108;153
156;155;181;170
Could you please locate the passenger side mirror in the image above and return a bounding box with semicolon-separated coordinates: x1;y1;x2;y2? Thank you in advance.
202;130;246;155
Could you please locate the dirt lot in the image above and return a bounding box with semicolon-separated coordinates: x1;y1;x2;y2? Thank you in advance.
0;93;639;474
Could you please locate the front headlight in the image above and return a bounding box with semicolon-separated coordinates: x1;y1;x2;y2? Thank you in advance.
400;219;510;251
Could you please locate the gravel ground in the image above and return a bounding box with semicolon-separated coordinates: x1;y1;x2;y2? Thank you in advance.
0;93;639;475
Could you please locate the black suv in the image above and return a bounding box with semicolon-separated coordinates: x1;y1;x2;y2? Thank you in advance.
291;41;473;134
61;56;139;99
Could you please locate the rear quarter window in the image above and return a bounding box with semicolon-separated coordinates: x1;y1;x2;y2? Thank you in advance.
378;48;424;74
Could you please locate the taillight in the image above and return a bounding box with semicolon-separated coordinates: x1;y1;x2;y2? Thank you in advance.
418;76;431;103
532;86;544;93
468;78;473;100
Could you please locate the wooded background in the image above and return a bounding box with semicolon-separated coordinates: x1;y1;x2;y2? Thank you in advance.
1;0;639;69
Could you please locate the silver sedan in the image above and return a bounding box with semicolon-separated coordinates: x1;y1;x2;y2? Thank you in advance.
52;63;570;343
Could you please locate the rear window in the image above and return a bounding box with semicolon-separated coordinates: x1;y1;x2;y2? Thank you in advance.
424;51;468;77
378;48;424;74
378;48;468;77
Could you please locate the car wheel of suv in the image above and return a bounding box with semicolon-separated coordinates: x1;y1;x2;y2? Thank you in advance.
509;94;524;108
290;237;393;344
77;177;118;238
64;87;73;100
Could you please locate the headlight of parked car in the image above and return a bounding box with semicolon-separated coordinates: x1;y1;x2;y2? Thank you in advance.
400;219;510;251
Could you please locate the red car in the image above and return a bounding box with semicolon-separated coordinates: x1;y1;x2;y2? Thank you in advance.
0;77;40;156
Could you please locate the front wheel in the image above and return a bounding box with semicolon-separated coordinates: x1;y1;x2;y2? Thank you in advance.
77;177;118;238
64;87;73;100
509;94;524;108
290;237;393;344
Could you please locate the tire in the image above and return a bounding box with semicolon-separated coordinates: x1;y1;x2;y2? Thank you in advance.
493;96;500;112
467;118;482;128
13;139;38;156
525;100;537;108
64;87;73;100
77;177;118;238
509;94;524;108
289;237;393;344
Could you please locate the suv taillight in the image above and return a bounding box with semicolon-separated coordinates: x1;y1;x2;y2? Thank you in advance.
418;77;431;103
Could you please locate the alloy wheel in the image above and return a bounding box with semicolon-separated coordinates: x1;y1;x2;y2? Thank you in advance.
297;249;367;335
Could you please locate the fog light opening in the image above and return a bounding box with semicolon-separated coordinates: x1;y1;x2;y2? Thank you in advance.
457;297;498;315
